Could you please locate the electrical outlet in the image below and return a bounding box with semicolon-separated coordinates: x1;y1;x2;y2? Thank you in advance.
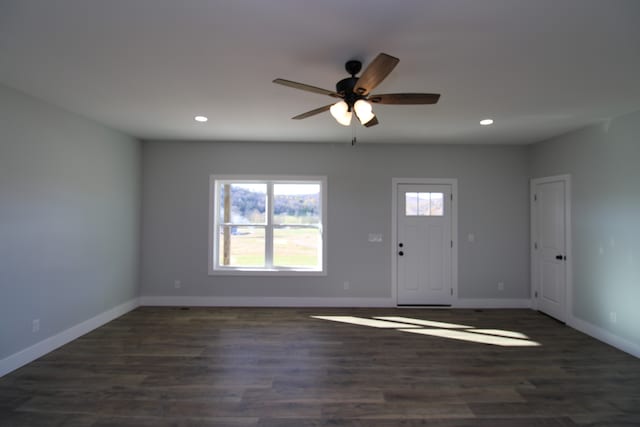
174;280;181;289
610;312;617;324
498;282;504;291
32;319;40;333
344;281;350;290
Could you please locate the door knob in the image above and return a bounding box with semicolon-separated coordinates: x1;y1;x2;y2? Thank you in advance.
398;251;404;256
555;255;564;260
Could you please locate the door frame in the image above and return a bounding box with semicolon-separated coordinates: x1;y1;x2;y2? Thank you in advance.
391;178;458;306
530;174;572;320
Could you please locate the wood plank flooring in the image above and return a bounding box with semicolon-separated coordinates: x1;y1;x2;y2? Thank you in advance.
1;307;639;426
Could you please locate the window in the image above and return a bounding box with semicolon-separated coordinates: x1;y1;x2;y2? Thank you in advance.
209;176;327;275
405;192;444;216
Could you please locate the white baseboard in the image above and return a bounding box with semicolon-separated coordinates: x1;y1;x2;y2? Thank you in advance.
454;298;532;309
139;296;395;307
567;315;640;359
140;295;533;309
0;298;139;377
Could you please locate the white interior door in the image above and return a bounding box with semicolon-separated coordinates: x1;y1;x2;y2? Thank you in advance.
532;177;569;322
397;184;453;305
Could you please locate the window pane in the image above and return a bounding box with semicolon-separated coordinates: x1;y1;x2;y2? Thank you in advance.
430;192;444;216
219;226;265;267
273;227;321;268
273;183;320;225
418;192;431;215
219;183;266;224
405;192;418;216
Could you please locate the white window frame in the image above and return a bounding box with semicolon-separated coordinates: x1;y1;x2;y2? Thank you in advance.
208;175;327;276
404;192;445;217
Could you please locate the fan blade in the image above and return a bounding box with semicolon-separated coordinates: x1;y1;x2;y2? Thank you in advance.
368;93;441;105
354;53;399;96
292;104;332;120
273;79;340;98
363;116;379;127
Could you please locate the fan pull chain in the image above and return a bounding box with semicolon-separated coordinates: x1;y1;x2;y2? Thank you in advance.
351;122;357;146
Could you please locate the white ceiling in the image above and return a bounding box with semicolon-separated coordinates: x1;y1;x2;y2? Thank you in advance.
1;0;640;145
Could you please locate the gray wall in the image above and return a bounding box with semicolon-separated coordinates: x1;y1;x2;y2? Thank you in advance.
141;141;530;301
0;84;141;359
530;110;640;347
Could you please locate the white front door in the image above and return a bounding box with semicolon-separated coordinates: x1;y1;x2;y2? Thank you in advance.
532;177;569;322
396;183;453;305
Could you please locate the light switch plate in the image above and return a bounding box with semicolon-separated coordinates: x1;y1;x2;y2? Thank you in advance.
368;233;383;242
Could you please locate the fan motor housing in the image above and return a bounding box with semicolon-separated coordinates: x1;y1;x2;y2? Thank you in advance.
336;77;365;108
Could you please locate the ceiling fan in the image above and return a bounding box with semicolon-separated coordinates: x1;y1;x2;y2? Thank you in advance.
273;53;440;128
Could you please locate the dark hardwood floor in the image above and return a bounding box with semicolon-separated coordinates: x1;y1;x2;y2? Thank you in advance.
1;307;639;426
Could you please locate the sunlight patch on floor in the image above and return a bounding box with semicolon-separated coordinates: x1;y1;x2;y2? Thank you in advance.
373;316;471;329
398;328;540;347
310;316;421;328
312;315;541;347
470;329;530;339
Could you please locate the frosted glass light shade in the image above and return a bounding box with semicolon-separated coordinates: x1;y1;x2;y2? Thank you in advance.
330;101;352;126
354;99;375;125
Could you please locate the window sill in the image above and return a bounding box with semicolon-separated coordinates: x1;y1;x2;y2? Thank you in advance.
208;269;326;277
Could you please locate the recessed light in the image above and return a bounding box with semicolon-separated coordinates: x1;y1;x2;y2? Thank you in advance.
194;115;208;122
480;119;494;126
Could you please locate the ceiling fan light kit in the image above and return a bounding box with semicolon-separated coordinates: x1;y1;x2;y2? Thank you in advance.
329;100;353;126
330;99;375;126
273;53;440;129
354;99;375;125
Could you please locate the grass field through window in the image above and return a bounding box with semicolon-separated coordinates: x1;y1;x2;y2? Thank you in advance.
220;227;320;268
